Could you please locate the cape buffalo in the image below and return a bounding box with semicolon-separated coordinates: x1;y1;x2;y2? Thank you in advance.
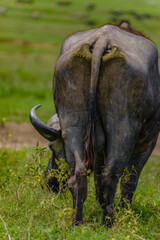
30;22;160;226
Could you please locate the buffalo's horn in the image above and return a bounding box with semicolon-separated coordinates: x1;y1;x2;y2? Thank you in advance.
29;104;61;141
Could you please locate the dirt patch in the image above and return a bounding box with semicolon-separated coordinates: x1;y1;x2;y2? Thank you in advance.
0;122;160;155
0;122;48;149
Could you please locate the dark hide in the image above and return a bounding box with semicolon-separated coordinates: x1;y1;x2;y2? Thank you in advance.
54;24;160;226
44;152;60;192
30;22;160;226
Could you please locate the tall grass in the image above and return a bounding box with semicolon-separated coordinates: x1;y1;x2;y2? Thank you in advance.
0;146;159;239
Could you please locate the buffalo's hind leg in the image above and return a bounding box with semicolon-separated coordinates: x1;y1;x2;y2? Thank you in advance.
100;117;139;226
120;134;158;206
65;144;87;225
94;151;105;205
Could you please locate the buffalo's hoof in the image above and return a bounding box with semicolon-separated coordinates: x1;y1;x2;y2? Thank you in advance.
72;219;83;226
103;205;115;227
72;213;83;226
103;215;114;227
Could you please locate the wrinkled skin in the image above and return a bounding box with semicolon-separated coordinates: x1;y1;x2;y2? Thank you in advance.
30;22;160;226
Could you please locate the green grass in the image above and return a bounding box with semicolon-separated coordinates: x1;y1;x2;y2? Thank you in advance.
0;43;57;122
0;147;159;239
0;0;160;122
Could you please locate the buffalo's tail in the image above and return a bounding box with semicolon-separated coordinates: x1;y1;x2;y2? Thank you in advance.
84;38;107;168
84;39;123;168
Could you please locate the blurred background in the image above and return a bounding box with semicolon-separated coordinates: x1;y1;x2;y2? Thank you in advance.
0;0;160;123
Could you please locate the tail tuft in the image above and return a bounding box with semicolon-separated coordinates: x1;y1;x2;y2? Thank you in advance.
84;91;96;168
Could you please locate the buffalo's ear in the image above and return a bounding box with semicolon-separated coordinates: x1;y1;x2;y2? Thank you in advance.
47;113;61;131
29;105;61;141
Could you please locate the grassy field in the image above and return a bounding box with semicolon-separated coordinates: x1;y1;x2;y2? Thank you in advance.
0;0;160;239
0;146;159;239
0;0;160;122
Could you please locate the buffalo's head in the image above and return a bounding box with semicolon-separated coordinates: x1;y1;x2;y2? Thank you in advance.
30;105;66;192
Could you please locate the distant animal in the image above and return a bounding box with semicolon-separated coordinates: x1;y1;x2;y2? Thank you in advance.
30;21;160;226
